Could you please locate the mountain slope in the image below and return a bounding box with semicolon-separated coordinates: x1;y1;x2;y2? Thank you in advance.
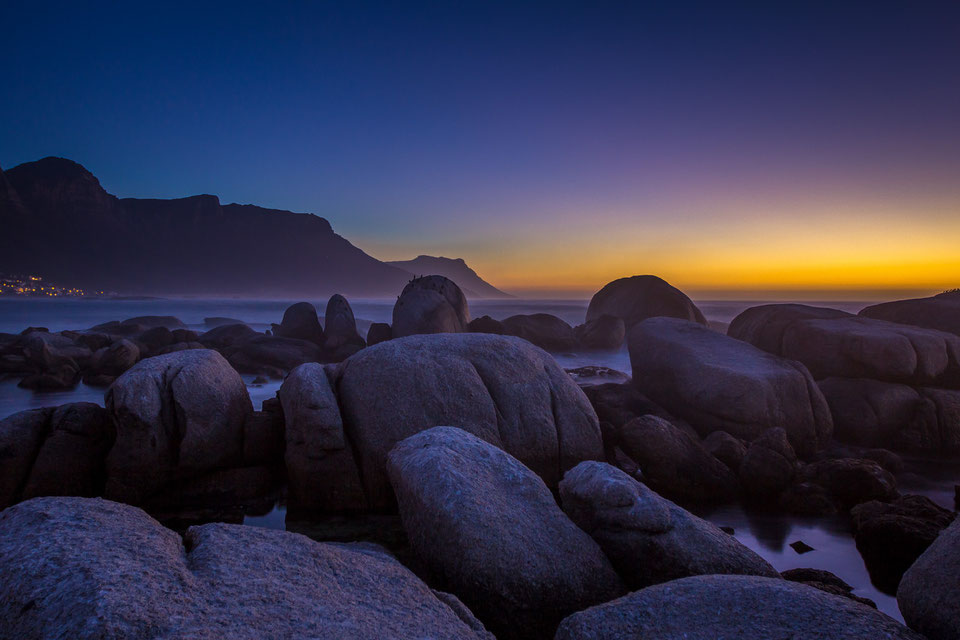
0;157;417;297
388;255;511;298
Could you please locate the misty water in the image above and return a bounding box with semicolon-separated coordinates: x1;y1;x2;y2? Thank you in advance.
0;296;949;622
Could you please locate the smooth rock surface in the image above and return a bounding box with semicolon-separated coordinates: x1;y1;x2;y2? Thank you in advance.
898;516;960;640
501;313;576;351
586;275;706;328
392;275;470;337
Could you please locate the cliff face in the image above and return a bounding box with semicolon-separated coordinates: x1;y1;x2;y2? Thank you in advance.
0;157;414;297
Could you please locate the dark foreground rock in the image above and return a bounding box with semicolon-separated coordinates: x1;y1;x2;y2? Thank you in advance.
628;317;832;456
105;349;253;504
898;516;960;640
781;568;877;607
334;333;604;508
501;313;576;351
556;575;922;640
392;275;470;337
0;497;492;640
0;403;114;509
586;275;707;329
559;461;777;589
386;427;623;640
852;494;955;594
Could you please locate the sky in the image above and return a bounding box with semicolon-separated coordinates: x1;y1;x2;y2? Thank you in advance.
3;1;959;298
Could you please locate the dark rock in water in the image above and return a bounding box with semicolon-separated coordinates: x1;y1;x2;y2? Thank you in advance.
198;323;259;349
222;335;324;375
21;330;92;368
204;316;245;328
739;428;797;499
0;403;114;508
580;382;690;432
386;427;623;640
586;275;707;329
790;540;815;554
0;497;492;640
566;365;629;384
392;275;470;337
155;341;204;356
555;575;922;640
819;377;960;454
122;315;187;330
250;375;268;385
467;314;505;334
851;494;955;594
861;290;960;337
105;349;253;504
781;568;877;608
703;431;747;472
17;364;80;390
334;333;604;508
618;414;738;504
271;301;325;345
628;317;833;457
559;461;777;590
730;304;960;388
501;313;576;351
799;458;898;509
366;321;392;345
87;338;140;378
279;363;367;513
323;294;365;353
864;448;904;473
898;516;960;640
136;325;174;355
574;314;626;350
779;481;839;516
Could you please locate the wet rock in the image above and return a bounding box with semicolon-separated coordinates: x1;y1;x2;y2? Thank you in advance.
222;335;323;375
198;323;259;349
790;540;815;554
87;338;140;378
628;317;833;456
703;430;747;472
586;275;707;328
559;461;777;589
387;427;623;640
799;458;898;509
781;568;877;608
898;516;960;640
502;313;576;351
392;275;470;338
739;428;797;499
555;575;921;640
618;414;737;504
271;301;325;345
574;314;626;350
0;497;492;640
105;349;253;504
852;494;955;594
335;333;604;508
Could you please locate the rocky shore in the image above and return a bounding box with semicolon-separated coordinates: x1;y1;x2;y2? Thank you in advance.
1;275;959;638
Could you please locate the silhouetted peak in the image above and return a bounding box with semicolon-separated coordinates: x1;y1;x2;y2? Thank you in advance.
6;156;114;213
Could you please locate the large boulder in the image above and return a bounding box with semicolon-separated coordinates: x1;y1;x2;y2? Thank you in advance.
105;349;253;504
618;415;737;503
574;314;626;350
278;363;367;512
87;338;140;377
386;427;623;640
335;333;604;508
501;313;576;351
198;323;258;349
0;497;492;640
852;495;956;594
730;304;960;387
580;382;690;431
798;458;898;509
628;317;832;456
271;301;325;345
898;516;960;640
222;335;324;375
323;294;365;353
861;290;960;337
392;275;470;337
819;377;960;454
586;275;706;330
0;403;114;508
559;461;777;589
556;575;922;640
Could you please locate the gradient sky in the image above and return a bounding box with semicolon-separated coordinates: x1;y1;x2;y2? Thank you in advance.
3;1;958;297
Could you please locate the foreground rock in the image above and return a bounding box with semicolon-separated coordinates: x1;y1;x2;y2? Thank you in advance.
629;317;832;456
0;497;492;640
852;495;955;593
899;516;960;640
334;333;604;508
392;275;470;337
387;427;622;640
0;403;114;508
105;349;253;504
501;313;576;351
618;415;737;503
556;575;922;640
559;462;777;589
781;568;877;607
861;290;960;337
586;275;707;330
